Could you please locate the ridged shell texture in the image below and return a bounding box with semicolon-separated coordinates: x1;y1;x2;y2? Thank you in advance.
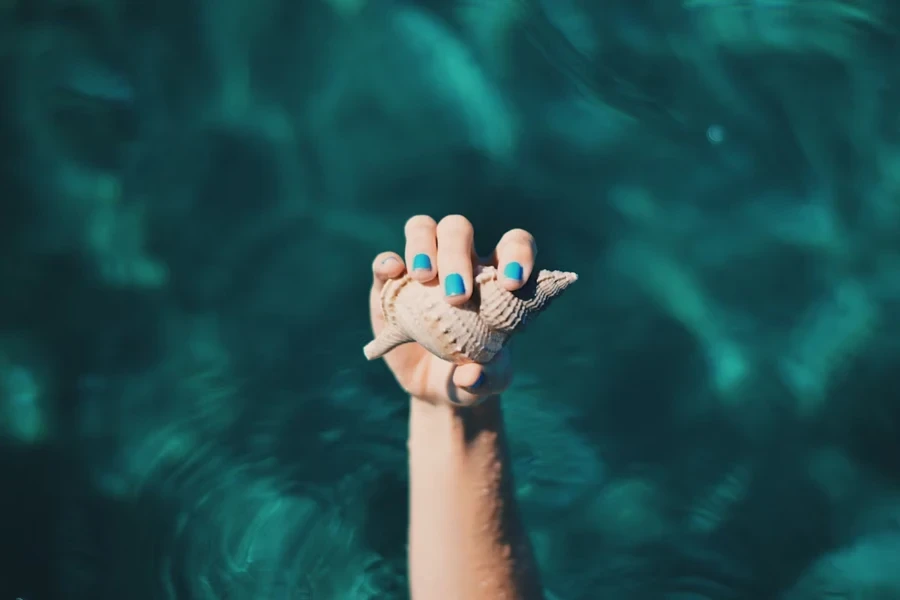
363;266;578;364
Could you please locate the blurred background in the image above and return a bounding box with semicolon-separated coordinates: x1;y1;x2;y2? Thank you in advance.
2;0;900;598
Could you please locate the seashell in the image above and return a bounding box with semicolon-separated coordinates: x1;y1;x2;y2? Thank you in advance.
363;266;578;364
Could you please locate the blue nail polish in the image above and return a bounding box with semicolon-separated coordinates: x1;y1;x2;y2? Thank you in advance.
412;254;432;271
445;273;465;296
503;261;524;281
469;372;484;389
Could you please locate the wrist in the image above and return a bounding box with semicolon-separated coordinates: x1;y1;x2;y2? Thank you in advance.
408;395;503;447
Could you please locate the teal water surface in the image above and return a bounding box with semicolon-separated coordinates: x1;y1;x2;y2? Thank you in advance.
1;1;900;598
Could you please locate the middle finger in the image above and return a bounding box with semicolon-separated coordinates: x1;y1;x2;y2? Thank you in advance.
436;214;476;306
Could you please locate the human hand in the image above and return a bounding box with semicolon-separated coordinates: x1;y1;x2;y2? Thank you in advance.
369;215;537;406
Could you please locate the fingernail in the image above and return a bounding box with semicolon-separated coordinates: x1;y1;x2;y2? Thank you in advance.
445;273;465;297
381;256;400;265
503;261;523;281
469;372;484;389
412;254;432;271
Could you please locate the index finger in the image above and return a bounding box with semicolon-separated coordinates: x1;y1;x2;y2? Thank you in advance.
490;228;537;291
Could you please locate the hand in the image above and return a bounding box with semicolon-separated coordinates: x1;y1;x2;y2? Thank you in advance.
369;215;538;406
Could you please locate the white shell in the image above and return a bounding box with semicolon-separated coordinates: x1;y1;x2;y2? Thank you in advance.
363;266;578;364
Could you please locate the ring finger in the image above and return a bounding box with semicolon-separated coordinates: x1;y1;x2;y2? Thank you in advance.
404;215;438;283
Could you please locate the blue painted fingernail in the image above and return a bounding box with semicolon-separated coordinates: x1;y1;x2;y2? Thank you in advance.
412;254;432;271
503;261;523;281
445;273;465;297
469;372;484;389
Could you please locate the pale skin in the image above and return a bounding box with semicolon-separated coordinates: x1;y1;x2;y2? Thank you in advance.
369;214;545;600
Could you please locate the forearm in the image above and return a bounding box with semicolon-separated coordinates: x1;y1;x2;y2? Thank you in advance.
407;397;544;600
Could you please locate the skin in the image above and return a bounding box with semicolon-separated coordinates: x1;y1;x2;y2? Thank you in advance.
369;214;545;600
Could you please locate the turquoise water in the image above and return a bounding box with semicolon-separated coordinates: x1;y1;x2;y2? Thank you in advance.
2;1;900;598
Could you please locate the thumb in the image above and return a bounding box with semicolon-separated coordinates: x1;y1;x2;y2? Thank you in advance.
448;349;513;406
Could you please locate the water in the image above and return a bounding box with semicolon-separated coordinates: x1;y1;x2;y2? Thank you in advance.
1;1;899;598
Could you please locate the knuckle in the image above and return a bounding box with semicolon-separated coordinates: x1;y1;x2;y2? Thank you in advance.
504;228;535;247
405;215;437;235
503;228;536;256
507;227;533;240
436;214;473;236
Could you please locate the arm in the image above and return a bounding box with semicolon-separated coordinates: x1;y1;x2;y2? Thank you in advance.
366;215;548;598
407;397;544;600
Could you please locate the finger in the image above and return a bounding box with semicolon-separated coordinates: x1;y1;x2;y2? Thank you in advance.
449;349;513;406
372;251;405;290
436;214;475;306
491;228;537;291
369;251;425;370
404;215;438;283
370;251;406;333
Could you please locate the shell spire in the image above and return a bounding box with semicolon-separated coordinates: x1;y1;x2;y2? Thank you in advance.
363;266;578;364
476;267;578;333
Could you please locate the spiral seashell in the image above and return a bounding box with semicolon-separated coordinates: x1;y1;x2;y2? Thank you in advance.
363;266;578;364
